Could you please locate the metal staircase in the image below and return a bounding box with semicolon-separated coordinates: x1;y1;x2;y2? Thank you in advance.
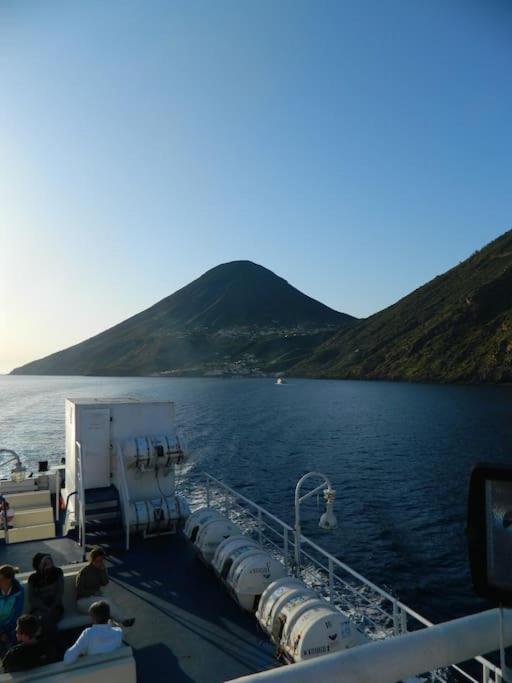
83;485;124;550
75;441;124;554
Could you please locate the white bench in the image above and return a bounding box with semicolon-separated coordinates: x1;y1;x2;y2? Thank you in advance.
0;646;136;682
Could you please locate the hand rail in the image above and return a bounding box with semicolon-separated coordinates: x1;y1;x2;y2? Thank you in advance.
185;471;500;683
54;469;60;523
225;608;512;683
115;443;131;551
50;464;66;524
64;490;77;512
75;441;86;560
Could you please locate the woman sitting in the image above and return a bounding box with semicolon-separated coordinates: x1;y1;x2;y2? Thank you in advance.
0;565;24;656
76;547;134;627
27;553;64;633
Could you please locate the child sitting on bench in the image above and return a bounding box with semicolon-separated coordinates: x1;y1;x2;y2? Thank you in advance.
64;600;123;664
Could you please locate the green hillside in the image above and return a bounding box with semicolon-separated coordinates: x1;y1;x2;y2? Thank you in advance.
294;230;512;383
11;261;355;376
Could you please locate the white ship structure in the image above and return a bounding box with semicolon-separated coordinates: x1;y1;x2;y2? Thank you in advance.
0;398;508;682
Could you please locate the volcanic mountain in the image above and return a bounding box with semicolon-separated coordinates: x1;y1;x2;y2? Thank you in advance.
294;229;512;383
11;260;355;376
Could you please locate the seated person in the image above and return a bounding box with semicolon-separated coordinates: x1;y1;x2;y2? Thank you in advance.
2;615;51;673
0;565;24;655
76;547;134;627
63;601;123;664
28;553;64;633
0;498;14;529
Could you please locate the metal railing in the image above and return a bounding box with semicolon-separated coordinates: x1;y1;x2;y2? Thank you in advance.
180;472;502;683
75;441;86;559
115;443;131;551
51;464;66;524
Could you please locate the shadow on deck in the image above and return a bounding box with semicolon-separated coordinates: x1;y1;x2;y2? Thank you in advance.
108;534;277;682
0;533;278;683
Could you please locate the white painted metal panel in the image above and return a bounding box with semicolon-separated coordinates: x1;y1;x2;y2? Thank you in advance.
80;408;111;489
64;399;77;505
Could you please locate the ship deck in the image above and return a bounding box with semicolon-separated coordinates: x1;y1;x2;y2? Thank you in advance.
0;534;277;683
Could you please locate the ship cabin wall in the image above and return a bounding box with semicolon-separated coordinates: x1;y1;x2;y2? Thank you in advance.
64;399;176;508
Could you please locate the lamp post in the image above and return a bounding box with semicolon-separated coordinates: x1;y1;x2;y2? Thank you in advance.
0;449;27;482
294;471;337;577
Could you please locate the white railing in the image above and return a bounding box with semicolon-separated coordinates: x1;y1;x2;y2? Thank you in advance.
115;443;131;551
227;608;512;683
75;441;86;558
180;472;502;683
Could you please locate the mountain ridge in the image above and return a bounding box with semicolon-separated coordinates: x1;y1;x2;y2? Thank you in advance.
292;229;512;383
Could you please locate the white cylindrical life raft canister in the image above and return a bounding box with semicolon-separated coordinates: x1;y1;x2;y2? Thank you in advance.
226;550;287;612
212;536;261;578
184;508;224;543
281;603;368;663
122;434;185;468
256;578;318;643
274;593;326;651
128;494;190;535
195;518;242;564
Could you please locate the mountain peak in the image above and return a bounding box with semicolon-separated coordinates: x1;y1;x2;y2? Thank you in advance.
208;259;264;270
11;261;355;376
197;259;286;282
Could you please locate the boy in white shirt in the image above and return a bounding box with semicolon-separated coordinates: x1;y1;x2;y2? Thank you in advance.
63;600;123;664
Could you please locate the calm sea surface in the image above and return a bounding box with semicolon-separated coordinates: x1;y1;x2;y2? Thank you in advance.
1;375;512;623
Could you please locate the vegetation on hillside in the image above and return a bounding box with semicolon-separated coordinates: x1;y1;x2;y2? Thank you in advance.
293;230;512;383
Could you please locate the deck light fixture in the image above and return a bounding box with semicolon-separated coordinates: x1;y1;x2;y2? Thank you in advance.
0;449;27;482
294;471;337;576
319;487;337;530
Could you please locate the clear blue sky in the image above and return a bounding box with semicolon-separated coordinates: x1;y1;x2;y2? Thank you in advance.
1;0;511;372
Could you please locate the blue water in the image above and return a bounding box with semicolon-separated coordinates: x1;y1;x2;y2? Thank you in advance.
1;375;512;623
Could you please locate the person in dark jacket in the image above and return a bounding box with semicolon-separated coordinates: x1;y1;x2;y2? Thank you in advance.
0;565;24;656
2;614;52;673
27;553;64;633
76;547;134;627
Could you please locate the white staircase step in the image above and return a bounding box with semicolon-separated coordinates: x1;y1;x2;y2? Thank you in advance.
0;479;41;496
3;490;51;509
8;522;55;543
12;507;54;528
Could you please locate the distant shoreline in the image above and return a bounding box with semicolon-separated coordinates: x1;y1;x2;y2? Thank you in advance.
4;372;512;387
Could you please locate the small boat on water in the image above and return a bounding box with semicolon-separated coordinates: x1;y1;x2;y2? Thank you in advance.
276;376;286;385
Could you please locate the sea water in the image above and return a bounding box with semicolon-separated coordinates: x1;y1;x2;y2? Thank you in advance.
1;374;512;622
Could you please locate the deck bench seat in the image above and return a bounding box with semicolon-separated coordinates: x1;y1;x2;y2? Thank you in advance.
0;645;136;682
